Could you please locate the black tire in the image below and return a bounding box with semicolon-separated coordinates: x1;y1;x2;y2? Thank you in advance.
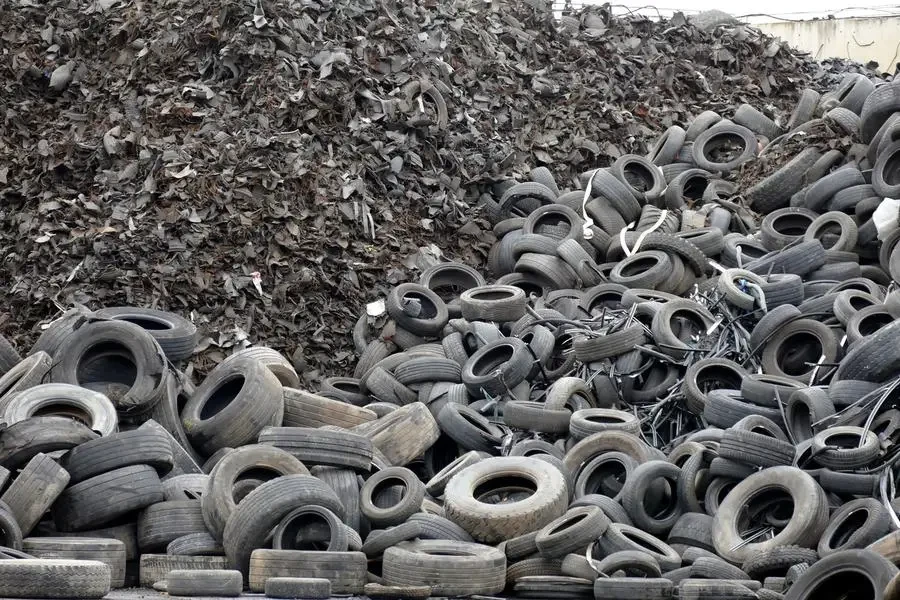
0;335;21;378
162;474;208;502
649;126;686;166
1;383;117;437
664;169;715;210
686;110;723;141
50;320;167;419
94;307;197;362
611;154;666;204
535;506;610;558
386;283;449;337
733;104;781;140
760;319;841;383
676;228;725;257
719;429;795;467
166;569;242;596
248;549;367;594
594;577;673;600
788;89;821;130
360;467;425;528
0;501;22;550
460;338;531;397
182;355;284;457
667;512;715;552
712;466;828;563
805;167;865;212
166;532;223;556
52;465;163;533
810;425;880;469
621;460;683;536
825;107;860;135
220;345;299;388
744;240;827;278
2;453;70;536
0;559;111;599
750;306;802;353
681;358;748;416
383;540;505;596
202;444;307;542
271;505;348;551
22;537;126;589
818;498;891;557
223;475;344;576
258;426;372;470
742;545;820;580
785;387;835;442
747;148;822;213
137;500;207;552
761;208;819;251
835;320;900;382
138;553;227;587
443;457;567;544
573;323;647;362
29;308;92;358
784;549;897;600
692;124;757;172
266;577;332;599
0;416;97;470
597;523;681;572
61;428;174;484
718;268;766;310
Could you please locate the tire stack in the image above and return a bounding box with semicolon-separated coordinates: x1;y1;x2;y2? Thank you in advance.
4;77;900;600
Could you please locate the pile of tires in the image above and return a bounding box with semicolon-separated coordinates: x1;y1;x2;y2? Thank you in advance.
4;76;900;600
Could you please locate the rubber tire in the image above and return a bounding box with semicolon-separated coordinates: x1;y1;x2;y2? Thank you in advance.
0;559;111;599
443;457;567;544
712;466;828;563
3;453;71;536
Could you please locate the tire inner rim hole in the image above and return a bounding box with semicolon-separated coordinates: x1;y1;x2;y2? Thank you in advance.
200;375;245;420
704;133;746;163
549;511;589;535
548;333;574;370
682;176;709;201
805;570;876;600
534;214;572;235
77;341;138;389
32;402;94;428
669;310;706;341
474;474;537;505
232;467;282;503
621;256;660;277
584;458;629;497
586;415;625;424
750;426;776;438
738;487;795;537
280;512;332;551
402;292;438;320
735;242;767;260
118;316;171;331
772;214;813;236
697;365;742;392
776;332;823;376
848;295;874;311
829;508;869;549
372;477;408;508
624;164;654;191
823;433;863;449
642;477;677;519
859;312;894;335
621;529;662;553
472;290;515;302
472;345;514;376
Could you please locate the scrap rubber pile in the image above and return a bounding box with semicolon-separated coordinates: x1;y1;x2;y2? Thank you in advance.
0;0;864;379
3;65;900;600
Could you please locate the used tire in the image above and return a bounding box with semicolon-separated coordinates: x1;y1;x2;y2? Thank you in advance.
712;466;828;563
383;540;506;596
443;457;567;543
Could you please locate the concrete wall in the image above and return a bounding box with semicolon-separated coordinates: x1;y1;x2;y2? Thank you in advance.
756;17;900;71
